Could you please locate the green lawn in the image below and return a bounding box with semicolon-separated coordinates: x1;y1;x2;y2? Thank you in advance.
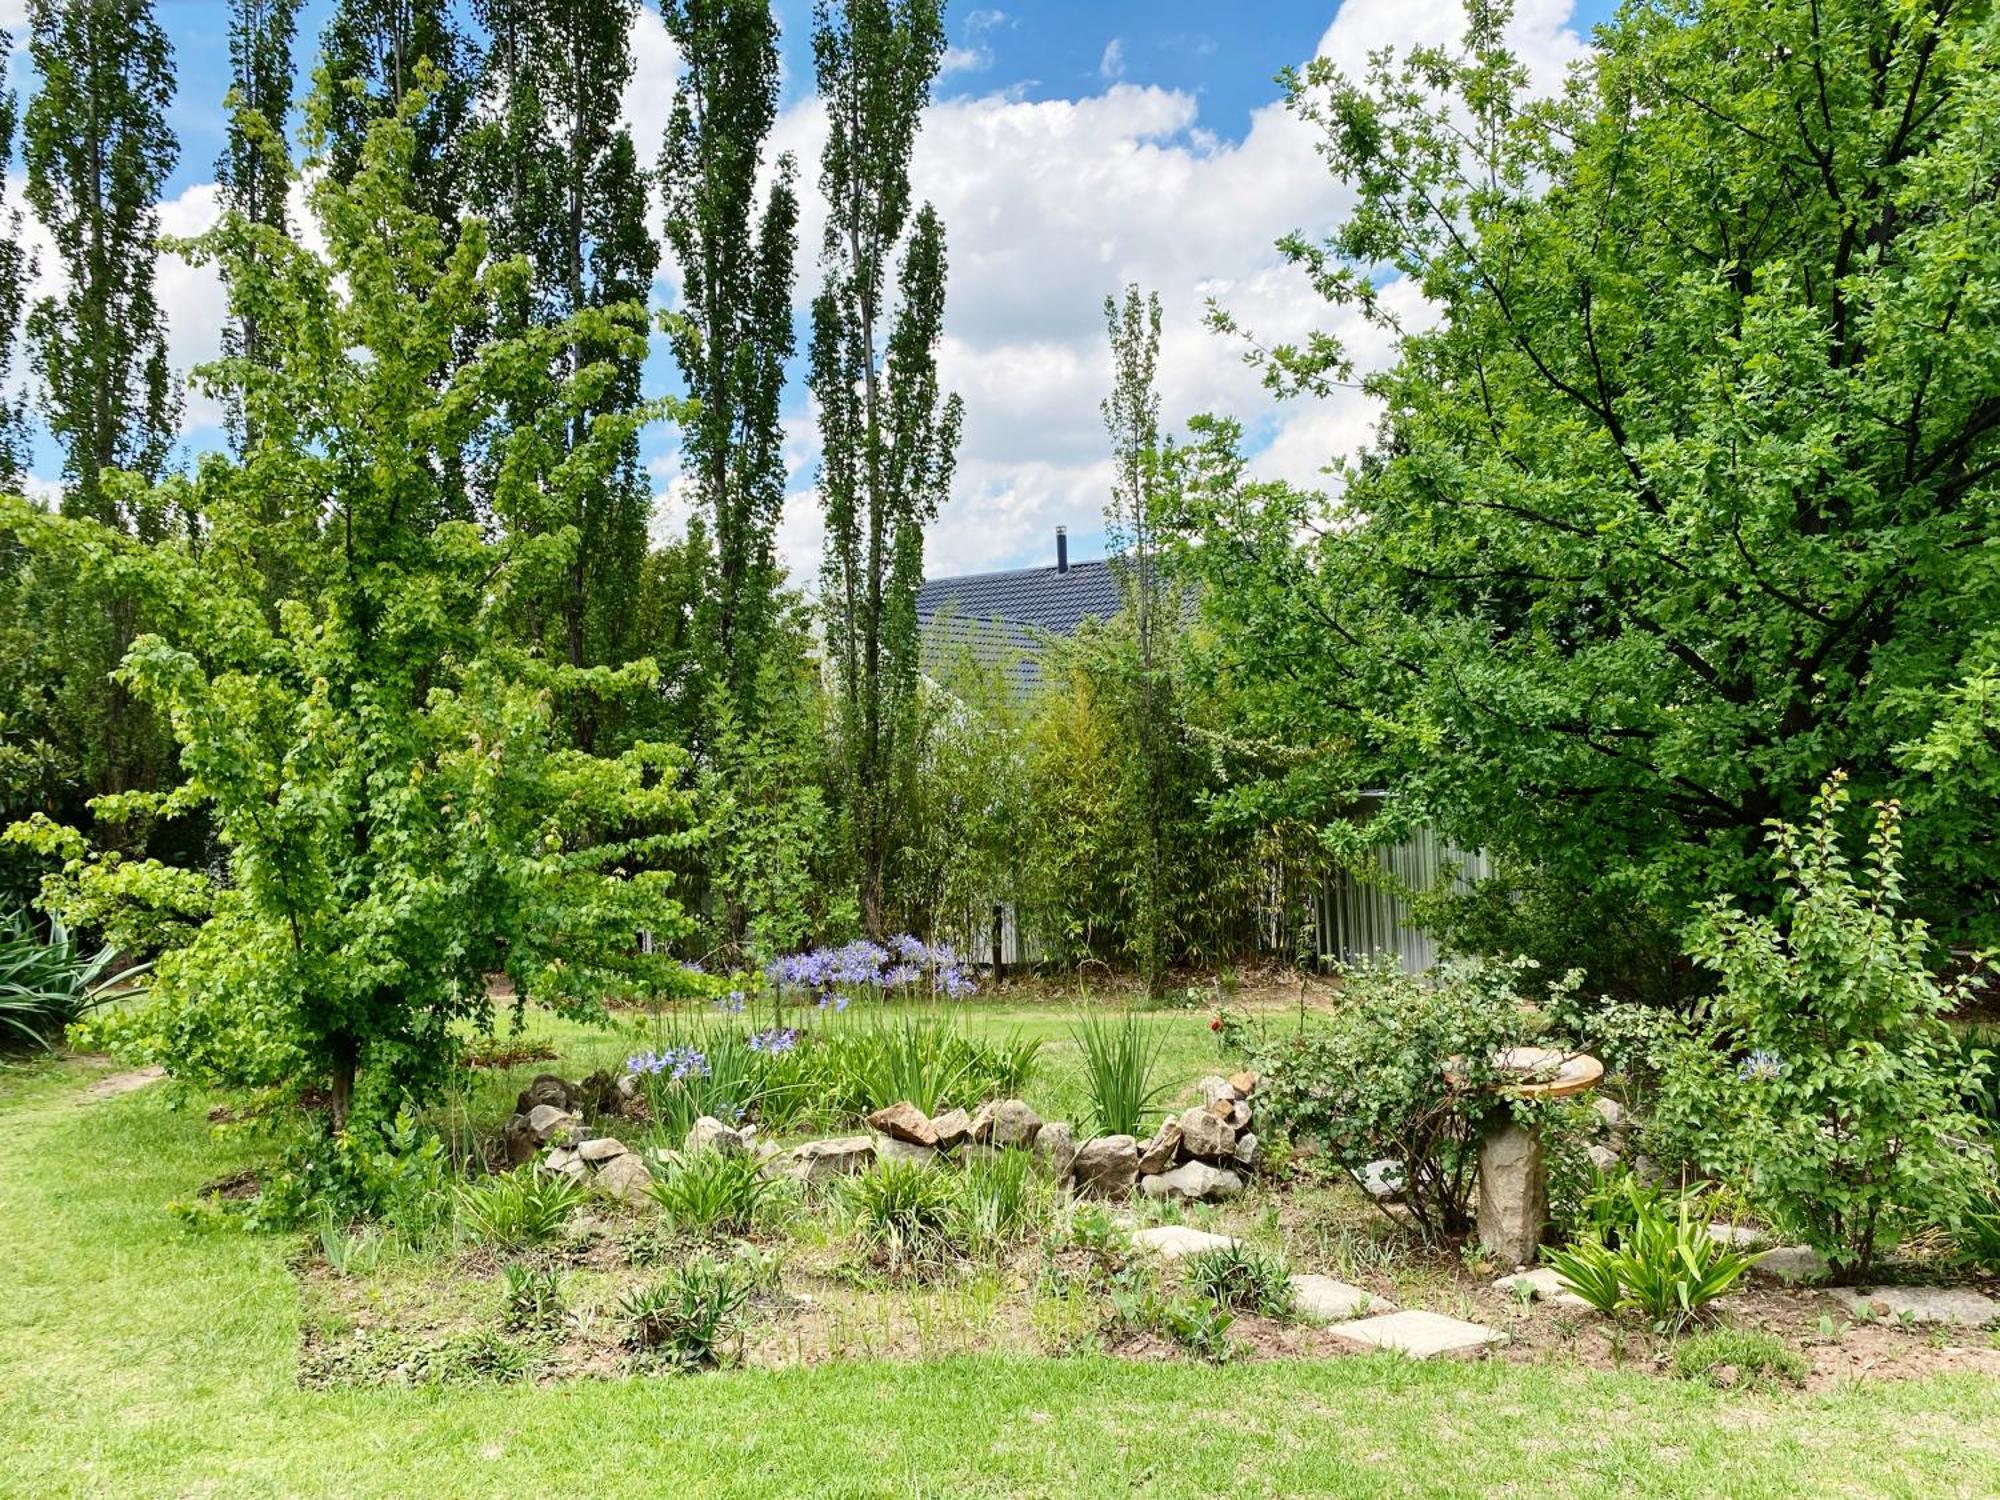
4;1041;2000;1498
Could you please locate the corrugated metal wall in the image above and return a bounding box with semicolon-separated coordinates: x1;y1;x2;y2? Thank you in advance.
945;826;1486;975
1314;829;1492;973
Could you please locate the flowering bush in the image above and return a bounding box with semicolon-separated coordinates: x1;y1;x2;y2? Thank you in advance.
1667;777;1992;1282
1245;956;1544;1237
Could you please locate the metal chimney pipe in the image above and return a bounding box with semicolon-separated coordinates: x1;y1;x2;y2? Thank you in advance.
1056;526;1069;574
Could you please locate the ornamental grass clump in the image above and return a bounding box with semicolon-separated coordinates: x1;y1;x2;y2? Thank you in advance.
647;1149;775;1237
1183;1243;1295;1318
1071;1008;1171;1136
456;1166;587;1250
1665;776;1992;1282
619;1255;754;1369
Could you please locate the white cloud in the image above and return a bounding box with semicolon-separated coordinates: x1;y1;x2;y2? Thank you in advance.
1098;38;1125;80
717;0;1588;587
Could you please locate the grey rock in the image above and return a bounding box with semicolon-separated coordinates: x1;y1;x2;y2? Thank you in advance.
592;1152;655;1205
1360;1158;1404;1200
1224;1099;1252;1131
1197;1075;1240;1105
684;1116;747;1156
988;1099;1043;1149
577;1135;631;1164
615;1073;639;1102
1586;1143;1621;1173
525;1103;577;1143
518;1074;571;1113
1068;1134;1138;1198
1753;1245;1830;1283
1177;1105;1236;1162
1706;1223;1767;1249
1232;1131;1260;1170
1475;1120;1546;1268
929;1106;973;1151
1136;1120;1182;1175
873;1135;939;1167
1494;1267;1590;1309
968;1101;997;1144
1229;1070;1260;1097
1036;1121;1078;1180
544;1146;578;1172
501;1112;539;1166
867;1101;938;1147
1591;1096;1628;1136
1140;1160;1243;1202
790;1135;877;1184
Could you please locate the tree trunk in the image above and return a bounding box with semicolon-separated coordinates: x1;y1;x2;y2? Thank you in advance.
328;1032;359;1134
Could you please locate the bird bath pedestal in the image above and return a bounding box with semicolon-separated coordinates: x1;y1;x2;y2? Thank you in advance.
1468;1047;1603;1268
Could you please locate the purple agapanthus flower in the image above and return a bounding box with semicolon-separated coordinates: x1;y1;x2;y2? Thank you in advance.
626;1051;667;1076
1738;1049;1786;1082
715;990;747;1014
747;1027;798;1055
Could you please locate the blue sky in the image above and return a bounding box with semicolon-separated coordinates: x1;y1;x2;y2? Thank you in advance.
11;0;1618;581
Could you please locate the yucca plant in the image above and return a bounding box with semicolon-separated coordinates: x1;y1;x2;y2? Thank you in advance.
1183;1243;1296;1317
0;906;146;1050
620;1254;754;1368
1071;1009;1171;1135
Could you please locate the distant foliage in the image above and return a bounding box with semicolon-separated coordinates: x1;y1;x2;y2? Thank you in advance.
0;905;136;1049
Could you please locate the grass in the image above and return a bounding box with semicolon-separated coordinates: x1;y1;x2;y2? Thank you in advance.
5;1030;2000;1496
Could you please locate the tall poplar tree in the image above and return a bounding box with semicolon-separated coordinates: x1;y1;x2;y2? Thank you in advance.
216;0;300;454
24;0;180;529
659;0;798;728
470;0;657;749
0;32;33;491
809;0;960;937
1102;284;1173;994
320;0;473;229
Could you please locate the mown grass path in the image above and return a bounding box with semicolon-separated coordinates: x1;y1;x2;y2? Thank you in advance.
3;1056;1998;1498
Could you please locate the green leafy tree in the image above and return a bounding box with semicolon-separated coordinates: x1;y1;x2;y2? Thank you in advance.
215;0;300;454
1671;776;1990;1281
470;0;658;750
1169;0;2000;953
0;31;34;489
659;0;799;731
36;73;701;1128
809;0;961;937
24;0;181;525
320;0;474;229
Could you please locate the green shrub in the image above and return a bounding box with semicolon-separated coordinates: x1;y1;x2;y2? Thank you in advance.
819;1014;1041;1118
1951;1192;2000;1271
843;1158;959;1263
1546;1191;1763;1332
1672;1328;1806;1389
0;905;139;1049
619;1254;754;1369
501;1264;565;1330
1246;955;1547;1236
1183;1243;1295;1317
455;1167;587;1249
1071;1008;1170;1136
647;1150;773;1237
1670;778;1991;1281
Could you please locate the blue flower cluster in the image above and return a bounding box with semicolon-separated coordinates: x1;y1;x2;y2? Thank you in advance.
763;935;977;1005
747;1027;799;1055
714;990;747;1014
625;1046;711;1081
1738;1049;1786;1082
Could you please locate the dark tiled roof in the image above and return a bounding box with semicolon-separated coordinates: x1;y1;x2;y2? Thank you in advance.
917;558;1123;693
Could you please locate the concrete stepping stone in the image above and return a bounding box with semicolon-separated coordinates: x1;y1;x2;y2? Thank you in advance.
1129;1225;1240;1260
1493;1267;1591;1309
1836;1286;2000;1327
1334;1309;1503;1360
1290;1274;1390;1322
